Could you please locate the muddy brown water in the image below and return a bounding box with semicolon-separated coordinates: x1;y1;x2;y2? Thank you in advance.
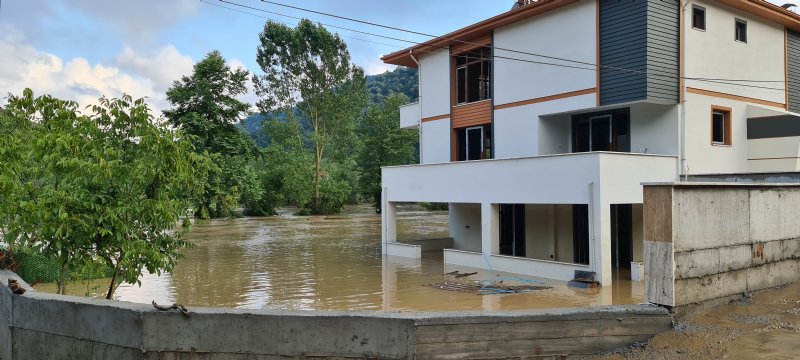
39;206;643;311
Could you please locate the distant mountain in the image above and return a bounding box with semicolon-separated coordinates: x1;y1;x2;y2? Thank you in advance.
241;66;419;147
367;67;418;103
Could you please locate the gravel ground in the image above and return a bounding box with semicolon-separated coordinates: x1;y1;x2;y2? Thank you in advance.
587;282;800;360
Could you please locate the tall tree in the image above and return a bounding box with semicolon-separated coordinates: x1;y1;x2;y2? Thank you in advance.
165;51;263;218
0;89;209;296
357;93;419;211
254;19;367;214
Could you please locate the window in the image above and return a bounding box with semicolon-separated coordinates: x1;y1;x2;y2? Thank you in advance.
735;19;747;43
455;47;492;105
692;6;706;31
456;125;491;161
711;106;732;146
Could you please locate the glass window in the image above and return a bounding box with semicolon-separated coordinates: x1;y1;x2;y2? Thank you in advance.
735;19;747;43
712;107;731;146
692;6;706;31
454;47;492;105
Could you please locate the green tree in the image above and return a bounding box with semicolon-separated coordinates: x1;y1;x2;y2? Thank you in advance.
165;51;263;218
0;89;210;297
357;93;419;211
254;19;367;214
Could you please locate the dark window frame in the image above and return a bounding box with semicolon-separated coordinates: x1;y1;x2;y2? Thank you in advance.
454;47;492;105
711;106;732;146
735;18;747;43
692;5;706;31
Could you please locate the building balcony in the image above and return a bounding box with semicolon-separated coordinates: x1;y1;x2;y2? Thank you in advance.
382;152;678;205
399;102;420;129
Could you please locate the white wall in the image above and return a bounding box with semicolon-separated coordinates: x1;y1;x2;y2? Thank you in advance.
748;137;800;173
683;92;750;174
495;93;596;158
420;119;451;164
524;204;576;263
449;203;482;252
630;104;680;156
493;0;597;106
418;50;451;119
684;0;786;104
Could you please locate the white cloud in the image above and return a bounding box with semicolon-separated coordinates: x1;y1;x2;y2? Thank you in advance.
0;30;194;115
116;45;195;93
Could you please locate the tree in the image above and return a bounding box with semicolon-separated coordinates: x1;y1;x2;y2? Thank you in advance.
0;89;210;297
254;19;367;214
165;51;263;218
357;93;419;211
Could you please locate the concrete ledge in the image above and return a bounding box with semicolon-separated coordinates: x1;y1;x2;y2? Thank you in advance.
386;242;421;259
397;237;453;251
0;271;673;359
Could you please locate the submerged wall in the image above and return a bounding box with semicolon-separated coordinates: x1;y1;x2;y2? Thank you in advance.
643;183;800;308
0;270;671;359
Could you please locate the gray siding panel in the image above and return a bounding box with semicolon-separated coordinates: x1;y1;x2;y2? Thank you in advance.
600;0;679;106
788;30;800;113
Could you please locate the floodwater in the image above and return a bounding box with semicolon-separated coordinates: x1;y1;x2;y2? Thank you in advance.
39;205;643;312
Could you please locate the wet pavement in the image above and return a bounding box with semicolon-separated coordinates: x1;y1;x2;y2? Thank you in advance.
39;205;643;311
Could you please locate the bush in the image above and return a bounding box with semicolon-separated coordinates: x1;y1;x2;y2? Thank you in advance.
420;202;449;211
4;248;112;284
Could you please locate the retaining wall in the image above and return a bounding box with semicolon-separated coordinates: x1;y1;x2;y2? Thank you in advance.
0;270;671;359
643;183;800;308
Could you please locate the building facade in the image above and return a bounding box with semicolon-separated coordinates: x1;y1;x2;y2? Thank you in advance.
380;0;800;285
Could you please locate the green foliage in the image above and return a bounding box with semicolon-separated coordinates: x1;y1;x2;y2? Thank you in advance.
357;93;419;210
366;67;418;103
165;51;264;218
0;89;210;298
420;202;449;211
254;19;367;214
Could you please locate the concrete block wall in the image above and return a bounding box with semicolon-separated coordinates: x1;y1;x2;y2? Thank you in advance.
643;183;800;308
0;270;672;359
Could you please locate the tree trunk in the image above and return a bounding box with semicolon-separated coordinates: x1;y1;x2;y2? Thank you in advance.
314;142;322;214
57;260;69;295
105;257;122;299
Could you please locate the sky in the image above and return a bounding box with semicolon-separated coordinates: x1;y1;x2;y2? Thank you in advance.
0;0;795;113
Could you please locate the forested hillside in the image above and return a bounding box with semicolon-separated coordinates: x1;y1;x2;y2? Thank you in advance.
241;66;418;147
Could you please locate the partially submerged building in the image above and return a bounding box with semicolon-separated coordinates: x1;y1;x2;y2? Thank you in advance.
380;0;800;286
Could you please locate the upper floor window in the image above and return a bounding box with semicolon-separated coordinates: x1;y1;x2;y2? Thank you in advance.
735;19;747;43
455;47;492;105
692;6;706;31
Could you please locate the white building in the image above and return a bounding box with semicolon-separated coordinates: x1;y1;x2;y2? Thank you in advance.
380;0;800;286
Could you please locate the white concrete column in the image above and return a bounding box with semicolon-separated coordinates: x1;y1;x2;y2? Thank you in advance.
480;203;499;256
589;181;613;287
381;188;397;255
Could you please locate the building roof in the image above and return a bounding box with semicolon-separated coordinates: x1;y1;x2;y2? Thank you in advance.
381;0;800;68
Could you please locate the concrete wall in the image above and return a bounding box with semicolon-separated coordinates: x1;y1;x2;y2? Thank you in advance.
643;184;800;308
449;203;482;252
0;270;672;360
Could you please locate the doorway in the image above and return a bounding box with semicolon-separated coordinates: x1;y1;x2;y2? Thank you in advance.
611;204;633;269
572;109;630;152
500;204;525;257
456;125;492;161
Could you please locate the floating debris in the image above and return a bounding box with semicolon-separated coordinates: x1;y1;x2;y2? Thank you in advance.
425;278;551;295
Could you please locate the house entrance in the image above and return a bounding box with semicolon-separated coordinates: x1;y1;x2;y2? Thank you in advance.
456;125;492;161
610;204;633;269
500;204;525;257
572;108;630;152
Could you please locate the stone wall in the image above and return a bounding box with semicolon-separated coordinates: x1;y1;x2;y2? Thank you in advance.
0;270;671;359
643;183;800;308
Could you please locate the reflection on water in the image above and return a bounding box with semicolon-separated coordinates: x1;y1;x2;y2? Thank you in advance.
39;205;643;311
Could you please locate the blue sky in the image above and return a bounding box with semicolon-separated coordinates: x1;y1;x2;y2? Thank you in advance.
0;0;794;112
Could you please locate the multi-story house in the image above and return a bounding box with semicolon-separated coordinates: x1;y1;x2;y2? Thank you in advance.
379;0;800;286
